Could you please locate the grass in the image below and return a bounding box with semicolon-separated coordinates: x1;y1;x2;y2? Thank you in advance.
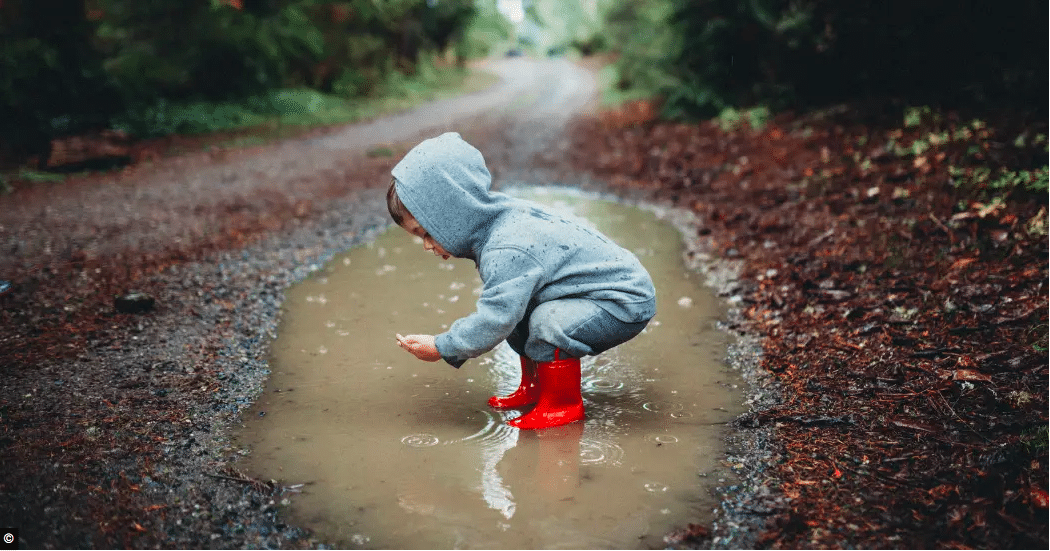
715;106;771;132
115;61;500;147
1;168;66;193
1;62;500;191
595;63;656;108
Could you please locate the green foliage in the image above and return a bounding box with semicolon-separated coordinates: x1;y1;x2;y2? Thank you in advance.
601;0;1047;120
0;168;64;193
949;166;1049;194
97;1;326;103
904;106;931;128
602;0;679;105
523;0;609;56
1;0;123;159
596;64;654;107
1;0;482;163
462;0;514;58
111;100;266;137
111;59;471;138
871;106;1050;216
1020;425;1049;455
715;106;771;132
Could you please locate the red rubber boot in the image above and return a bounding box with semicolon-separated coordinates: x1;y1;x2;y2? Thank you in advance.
488;356;540;408
507;350;584;430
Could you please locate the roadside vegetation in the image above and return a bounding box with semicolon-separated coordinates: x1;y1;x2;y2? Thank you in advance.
566;98;1047;551
557;0;1046;548
0;0;513;177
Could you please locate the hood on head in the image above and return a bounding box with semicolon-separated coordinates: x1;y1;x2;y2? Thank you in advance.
391;132;508;258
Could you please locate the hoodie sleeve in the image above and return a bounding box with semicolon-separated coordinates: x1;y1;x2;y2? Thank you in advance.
434;247;545;368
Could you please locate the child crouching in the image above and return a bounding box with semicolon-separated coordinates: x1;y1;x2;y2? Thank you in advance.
391;132;656;430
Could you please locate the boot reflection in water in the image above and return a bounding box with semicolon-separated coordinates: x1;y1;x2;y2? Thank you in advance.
535;422;584;500
387;133;656;430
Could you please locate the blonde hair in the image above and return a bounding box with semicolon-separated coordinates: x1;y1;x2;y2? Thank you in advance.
386;178;412;226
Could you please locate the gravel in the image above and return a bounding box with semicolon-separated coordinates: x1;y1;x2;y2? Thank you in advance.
0;58;781;549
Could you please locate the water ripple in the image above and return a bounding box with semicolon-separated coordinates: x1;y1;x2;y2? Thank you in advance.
445;409;518;452
579;437;625;466
641;401;685;414
643;482;669;493
646;434;679;445
401;434;440;447
582;377;625;395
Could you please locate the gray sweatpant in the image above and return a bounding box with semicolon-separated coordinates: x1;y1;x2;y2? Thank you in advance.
505;298;651;362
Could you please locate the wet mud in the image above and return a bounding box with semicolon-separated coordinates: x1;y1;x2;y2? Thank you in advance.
239;189;746;548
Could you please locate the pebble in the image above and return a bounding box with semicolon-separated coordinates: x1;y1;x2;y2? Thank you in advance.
114;292;156;314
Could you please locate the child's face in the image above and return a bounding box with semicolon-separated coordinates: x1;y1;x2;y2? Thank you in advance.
401;216;452;260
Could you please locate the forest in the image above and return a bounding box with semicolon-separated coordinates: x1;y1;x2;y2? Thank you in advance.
4;0;1045;167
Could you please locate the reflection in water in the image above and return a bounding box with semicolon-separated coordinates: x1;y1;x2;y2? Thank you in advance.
238;188;746;548
477;424;517;520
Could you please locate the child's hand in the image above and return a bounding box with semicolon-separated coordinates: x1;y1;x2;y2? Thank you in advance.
396;333;442;362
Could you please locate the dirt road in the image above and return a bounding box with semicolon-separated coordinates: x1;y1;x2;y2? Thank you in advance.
0;57;597;277
0;58;650;549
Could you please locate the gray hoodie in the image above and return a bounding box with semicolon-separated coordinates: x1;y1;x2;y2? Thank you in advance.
392;132;656;368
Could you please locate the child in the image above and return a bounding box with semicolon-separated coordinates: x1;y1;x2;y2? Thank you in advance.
390;132;656;430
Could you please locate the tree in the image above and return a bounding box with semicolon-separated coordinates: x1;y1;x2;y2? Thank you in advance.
1;0;122;165
605;0;1048;118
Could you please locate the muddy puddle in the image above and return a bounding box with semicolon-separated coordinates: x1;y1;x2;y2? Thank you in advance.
239;188;746;548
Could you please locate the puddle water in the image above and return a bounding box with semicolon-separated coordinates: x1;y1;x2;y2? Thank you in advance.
239;189;746;548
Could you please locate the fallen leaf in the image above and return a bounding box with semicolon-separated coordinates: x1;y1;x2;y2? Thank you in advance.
1031;488;1049;508
928;484;955;499
663;523;711;546
953;369;992;382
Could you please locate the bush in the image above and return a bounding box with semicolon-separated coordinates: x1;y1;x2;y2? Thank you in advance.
1;0;123;162
606;0;1048;119
2;0;482;164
